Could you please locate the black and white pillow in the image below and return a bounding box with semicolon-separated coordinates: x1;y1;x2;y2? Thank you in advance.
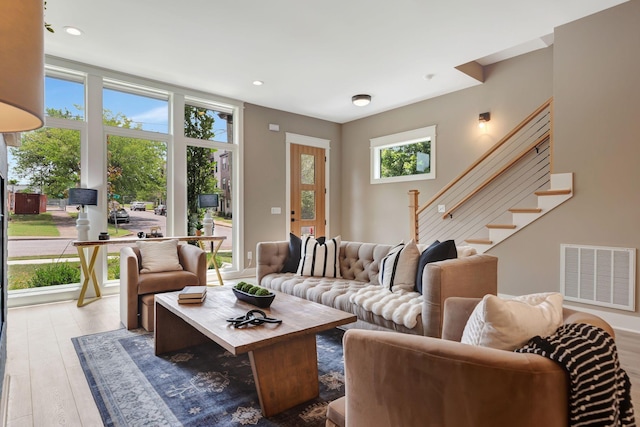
379;240;420;291
297;235;341;278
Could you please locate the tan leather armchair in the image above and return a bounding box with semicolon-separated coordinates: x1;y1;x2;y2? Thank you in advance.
119;243;207;331
326;297;615;427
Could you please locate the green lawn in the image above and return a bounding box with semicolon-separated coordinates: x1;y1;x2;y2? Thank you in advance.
8;213;60;237
7;210;229;289
8;258;121;291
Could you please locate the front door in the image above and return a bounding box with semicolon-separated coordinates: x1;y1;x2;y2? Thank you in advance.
290;144;325;237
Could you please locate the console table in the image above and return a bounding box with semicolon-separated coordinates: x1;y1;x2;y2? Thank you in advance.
73;235;226;307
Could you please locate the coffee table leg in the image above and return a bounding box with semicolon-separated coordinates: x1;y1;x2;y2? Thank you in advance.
155;303;209;355
249;333;319;417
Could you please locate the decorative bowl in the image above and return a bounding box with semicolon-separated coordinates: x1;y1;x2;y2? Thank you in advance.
232;287;276;308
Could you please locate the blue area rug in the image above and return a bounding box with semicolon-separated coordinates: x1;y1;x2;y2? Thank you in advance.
72;327;346;426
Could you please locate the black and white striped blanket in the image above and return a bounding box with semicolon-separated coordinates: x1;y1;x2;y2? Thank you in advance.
516;323;635;426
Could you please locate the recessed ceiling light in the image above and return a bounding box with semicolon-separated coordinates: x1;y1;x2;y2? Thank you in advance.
253;80;264;86
64;26;83;36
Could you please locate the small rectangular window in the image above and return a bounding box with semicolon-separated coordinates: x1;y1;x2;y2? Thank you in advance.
370;125;436;184
103;81;169;133
45;75;85;120
185;103;233;143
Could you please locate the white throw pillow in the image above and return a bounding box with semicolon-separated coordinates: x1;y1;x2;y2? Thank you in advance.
379;239;420;292
460;292;564;351
297;235;341;278
136;239;183;274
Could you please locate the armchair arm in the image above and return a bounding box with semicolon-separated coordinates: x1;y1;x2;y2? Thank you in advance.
441;297;481;341
343;329;569;427
421;254;497;338
256;241;288;284
120;246;141;329
178;244;207;285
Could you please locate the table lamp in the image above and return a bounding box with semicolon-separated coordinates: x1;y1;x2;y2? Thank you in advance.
198;194;219;236
69;188;98;241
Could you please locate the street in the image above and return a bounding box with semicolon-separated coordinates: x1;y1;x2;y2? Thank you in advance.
8;209;232;259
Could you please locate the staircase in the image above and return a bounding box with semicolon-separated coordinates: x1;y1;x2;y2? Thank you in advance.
464;173;573;253
409;98;574;253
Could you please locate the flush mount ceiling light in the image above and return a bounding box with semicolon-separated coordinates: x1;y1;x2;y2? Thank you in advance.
352;94;371;107
64;26;83;36
252;80;264;86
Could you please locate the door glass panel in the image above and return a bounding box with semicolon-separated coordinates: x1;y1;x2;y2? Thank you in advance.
301;154;315;185
301;190;315;220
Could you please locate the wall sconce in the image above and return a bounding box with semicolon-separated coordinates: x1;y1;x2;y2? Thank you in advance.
198;194;219;236
0;0;45;132
478;112;491;129
352;94;371;107
69;188;98;241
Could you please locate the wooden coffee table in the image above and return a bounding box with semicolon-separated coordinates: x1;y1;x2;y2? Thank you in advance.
154;286;356;417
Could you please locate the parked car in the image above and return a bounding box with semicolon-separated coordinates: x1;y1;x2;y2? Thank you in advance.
130;201;146;211
154;205;166;216
108;208;130;223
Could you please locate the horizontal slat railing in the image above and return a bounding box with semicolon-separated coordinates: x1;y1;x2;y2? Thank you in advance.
410;98;553;244
441;131;550;219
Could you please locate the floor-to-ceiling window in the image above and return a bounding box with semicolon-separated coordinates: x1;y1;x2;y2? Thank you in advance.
184;101;236;271
6;61;243;307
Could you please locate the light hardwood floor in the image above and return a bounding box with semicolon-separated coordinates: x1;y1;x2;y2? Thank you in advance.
3;295;640;426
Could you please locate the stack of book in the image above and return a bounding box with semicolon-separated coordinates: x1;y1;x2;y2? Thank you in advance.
178;286;207;304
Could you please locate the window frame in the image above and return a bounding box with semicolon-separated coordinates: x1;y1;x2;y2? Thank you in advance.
370;125;436;184
6;59;245;308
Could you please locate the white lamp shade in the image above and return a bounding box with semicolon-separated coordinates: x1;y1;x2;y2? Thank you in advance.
0;0;44;132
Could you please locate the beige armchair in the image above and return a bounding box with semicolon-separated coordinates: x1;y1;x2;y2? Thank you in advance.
119;243;207;331
326;297;615;427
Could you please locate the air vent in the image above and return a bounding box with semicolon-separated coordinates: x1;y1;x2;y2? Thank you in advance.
561;244;635;311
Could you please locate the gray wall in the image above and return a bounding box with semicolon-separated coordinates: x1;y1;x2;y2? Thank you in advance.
242;1;639;326
492;1;640;318
340;47;553;244
243;104;342;266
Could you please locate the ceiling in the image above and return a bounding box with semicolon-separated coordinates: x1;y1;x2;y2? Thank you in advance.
43;0;627;124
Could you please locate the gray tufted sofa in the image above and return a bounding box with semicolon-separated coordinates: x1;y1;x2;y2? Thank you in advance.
256;240;498;337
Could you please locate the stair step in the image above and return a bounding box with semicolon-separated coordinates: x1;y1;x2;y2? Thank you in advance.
486;224;517;229
465;238;493;245
534;188;572;196
509;208;542;214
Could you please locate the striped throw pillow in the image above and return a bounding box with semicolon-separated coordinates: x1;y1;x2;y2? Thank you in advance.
379;239;420;291
297;235;341;278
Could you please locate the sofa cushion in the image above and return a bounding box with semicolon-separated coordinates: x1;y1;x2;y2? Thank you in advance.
379;240;420;291
460;292;564;351
415;240;457;293
137;270;200;294
350;285;423;329
136;239;183;274
297;235;341;278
